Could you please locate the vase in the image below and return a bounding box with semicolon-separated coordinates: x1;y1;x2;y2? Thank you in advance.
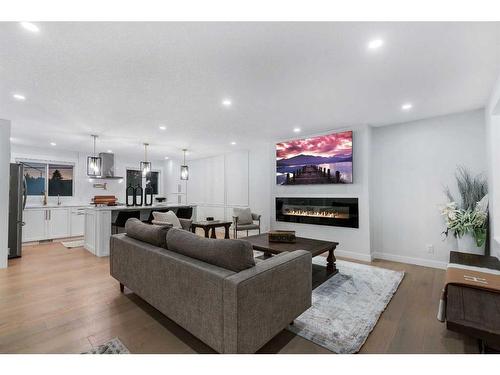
456;234;485;255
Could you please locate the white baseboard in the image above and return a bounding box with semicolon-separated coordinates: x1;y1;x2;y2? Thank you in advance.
373;252;447;270
335;249;373;263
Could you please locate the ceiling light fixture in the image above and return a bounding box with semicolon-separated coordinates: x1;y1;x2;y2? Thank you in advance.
222;99;232;107
140;143;152;177
164;156;169;160
20;22;40;33
86;135;102;177
107;149;113;153
401;103;413;111
230;141;236;145
293;127;301;133
368;39;384;50
13;94;26;101
50;142;57;146
159;125;166;130
180;149;189;180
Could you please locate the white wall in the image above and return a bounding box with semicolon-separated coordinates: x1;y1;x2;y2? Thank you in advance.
486;71;500;259
163;158;187;205
10;144;164;205
371;109;487;268
271;125;373;262
0;120;11;268
164;146;272;232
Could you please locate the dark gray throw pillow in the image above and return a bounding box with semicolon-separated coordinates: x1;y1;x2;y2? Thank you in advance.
166;228;255;272
125;218;170;248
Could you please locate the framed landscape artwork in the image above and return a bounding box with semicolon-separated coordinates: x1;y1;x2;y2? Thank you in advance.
276;130;353;185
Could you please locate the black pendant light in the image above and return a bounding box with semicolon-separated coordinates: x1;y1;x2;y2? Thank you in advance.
87;135;102;177
180;149;189;180
140;143;152;176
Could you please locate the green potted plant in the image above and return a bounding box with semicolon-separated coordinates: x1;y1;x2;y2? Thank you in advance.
441;167;488;255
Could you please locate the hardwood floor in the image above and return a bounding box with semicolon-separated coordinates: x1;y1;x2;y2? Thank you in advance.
0;237;478;354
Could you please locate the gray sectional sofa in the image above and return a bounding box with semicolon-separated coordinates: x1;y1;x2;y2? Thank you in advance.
109;219;312;353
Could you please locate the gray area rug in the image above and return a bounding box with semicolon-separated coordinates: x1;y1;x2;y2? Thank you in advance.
83;337;130;354
288;258;404;354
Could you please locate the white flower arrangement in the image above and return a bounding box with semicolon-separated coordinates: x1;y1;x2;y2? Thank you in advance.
440;198;488;247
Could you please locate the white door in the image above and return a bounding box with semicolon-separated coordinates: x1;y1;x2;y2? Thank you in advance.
22;209;47;242
47;208;70;239
70;208;86;236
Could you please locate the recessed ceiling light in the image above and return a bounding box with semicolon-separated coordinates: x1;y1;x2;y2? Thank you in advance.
107;149;113;153
50;142;56;146
13;93;26;101
401;103;413;111
159;125;166;130
20;22;40;33
293;127;301;133
164;156;169;160
230;141;237;145
222;99;232;107
368;39;384;50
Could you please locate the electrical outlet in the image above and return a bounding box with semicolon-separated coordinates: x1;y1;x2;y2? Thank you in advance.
426;244;434;254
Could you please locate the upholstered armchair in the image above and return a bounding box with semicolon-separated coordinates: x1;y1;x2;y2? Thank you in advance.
232;208;261;238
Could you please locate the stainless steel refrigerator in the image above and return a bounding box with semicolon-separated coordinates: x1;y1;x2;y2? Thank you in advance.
8;163;26;258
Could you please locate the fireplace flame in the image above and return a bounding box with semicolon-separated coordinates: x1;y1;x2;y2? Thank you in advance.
283;209;340;218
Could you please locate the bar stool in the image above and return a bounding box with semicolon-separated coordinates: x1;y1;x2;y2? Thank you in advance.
112;211;140;234
176;207;193;219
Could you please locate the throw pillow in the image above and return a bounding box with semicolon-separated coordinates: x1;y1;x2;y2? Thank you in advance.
152;211;182;229
233;207;253;225
166;228;255;272
125;218;170;248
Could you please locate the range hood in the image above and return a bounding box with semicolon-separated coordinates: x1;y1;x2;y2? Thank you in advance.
93;152;124;179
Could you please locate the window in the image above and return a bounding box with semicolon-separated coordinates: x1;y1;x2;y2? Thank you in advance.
24;162;46;196
126;169;160;195
146;171;159;195
126;170;143;195
48;164;74;196
22;162;74;196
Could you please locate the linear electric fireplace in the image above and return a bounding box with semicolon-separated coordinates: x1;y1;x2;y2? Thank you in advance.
275;197;359;228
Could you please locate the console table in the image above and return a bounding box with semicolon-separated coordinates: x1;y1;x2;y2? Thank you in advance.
446;251;500;353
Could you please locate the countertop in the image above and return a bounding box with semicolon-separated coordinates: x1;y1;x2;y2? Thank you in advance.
25;203;92;209
85;204;196;211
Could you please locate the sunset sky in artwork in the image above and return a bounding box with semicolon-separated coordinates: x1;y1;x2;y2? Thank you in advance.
276;131;353;160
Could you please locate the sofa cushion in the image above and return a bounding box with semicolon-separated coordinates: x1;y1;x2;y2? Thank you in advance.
166;228;255;272
152;210;182;229
233;207;253;225
125;218;170;248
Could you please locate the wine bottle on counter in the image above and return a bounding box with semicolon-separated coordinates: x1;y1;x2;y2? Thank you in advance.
134;185;143;206
126;184;135;206
144;185;153;206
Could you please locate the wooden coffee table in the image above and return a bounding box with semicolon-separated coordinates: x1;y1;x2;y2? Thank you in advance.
191;220;233;239
243;233;339;275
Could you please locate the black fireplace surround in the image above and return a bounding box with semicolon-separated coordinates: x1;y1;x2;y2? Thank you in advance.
275;197;359;228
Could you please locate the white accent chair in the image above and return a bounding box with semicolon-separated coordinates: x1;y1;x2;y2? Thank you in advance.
232;208;261;238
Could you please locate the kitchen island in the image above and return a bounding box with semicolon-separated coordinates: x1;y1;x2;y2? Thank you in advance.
84;204;196;257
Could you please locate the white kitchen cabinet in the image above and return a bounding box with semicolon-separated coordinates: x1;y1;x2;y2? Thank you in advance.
47;208;70;239
22;208;47;242
22;206;85;242
84;209;96;254
70;207;86;237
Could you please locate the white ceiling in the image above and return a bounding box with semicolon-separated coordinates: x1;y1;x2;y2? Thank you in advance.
1;22;500;160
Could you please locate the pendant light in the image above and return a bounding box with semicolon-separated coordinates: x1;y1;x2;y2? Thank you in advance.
180;149;189;180
87;135;102;177
140;143;152;176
